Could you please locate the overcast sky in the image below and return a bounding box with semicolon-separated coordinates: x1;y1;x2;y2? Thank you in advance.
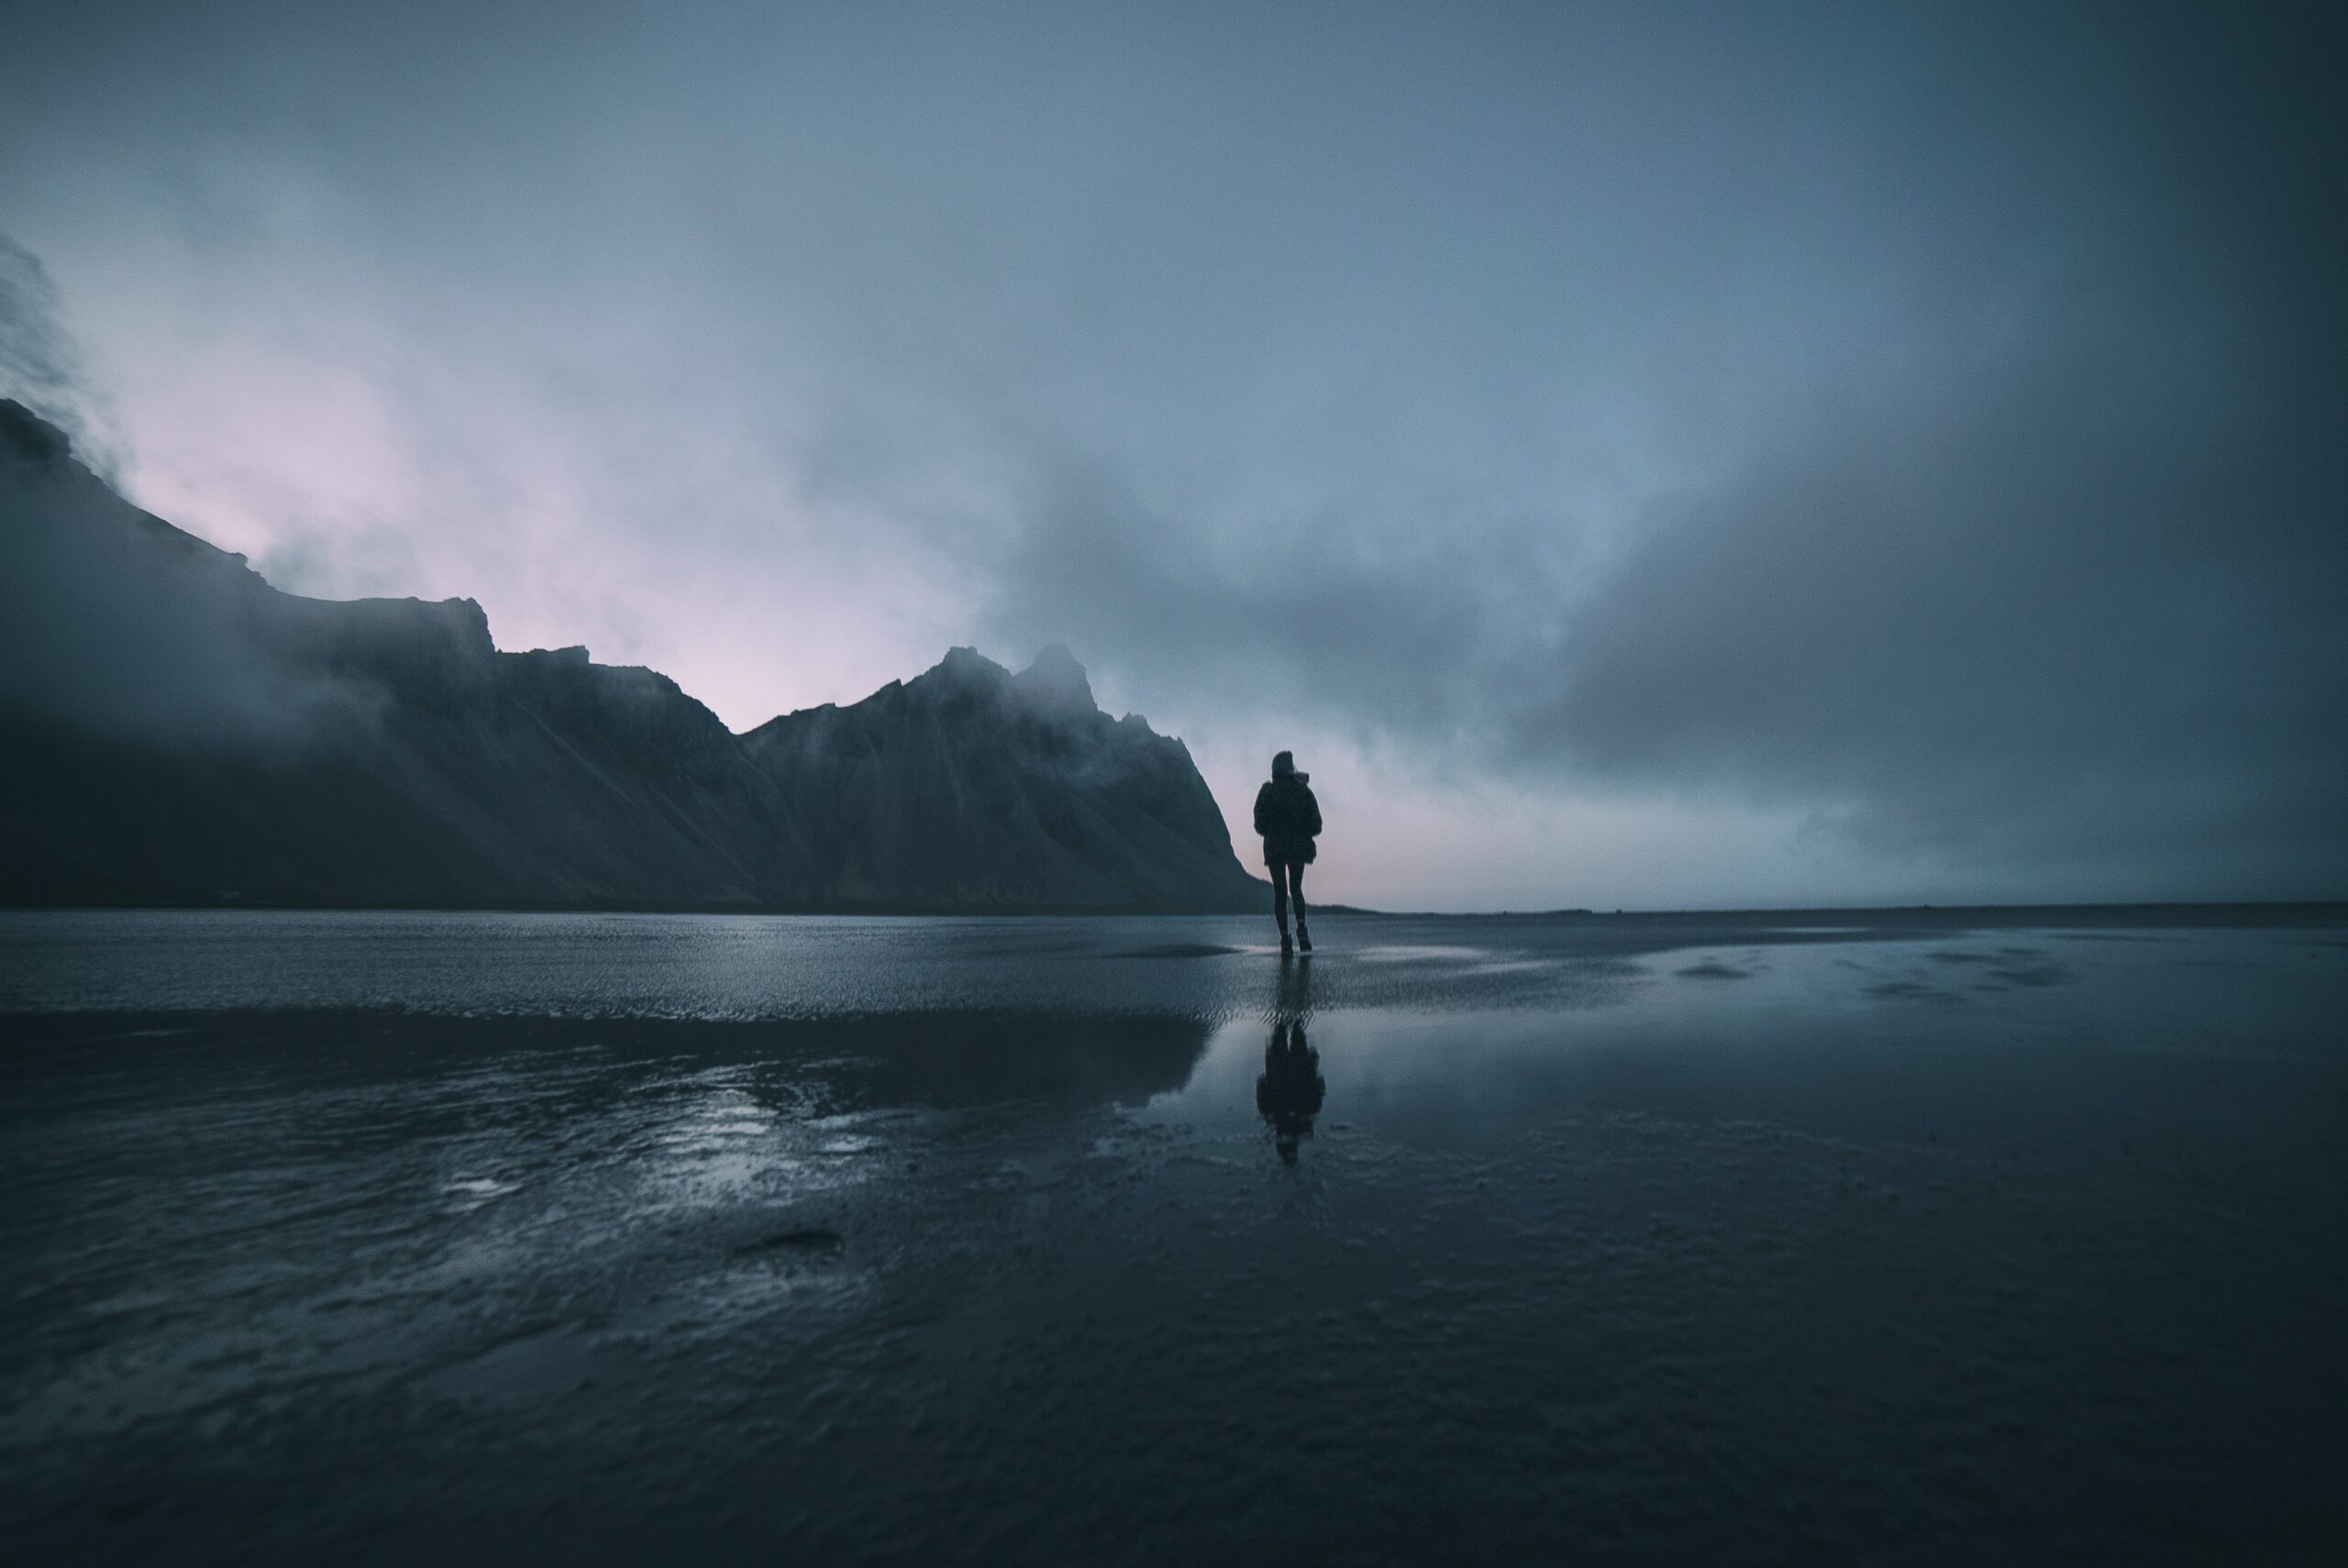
4;0;2341;910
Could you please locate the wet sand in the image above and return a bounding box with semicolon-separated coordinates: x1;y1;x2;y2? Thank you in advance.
4;908;2344;1562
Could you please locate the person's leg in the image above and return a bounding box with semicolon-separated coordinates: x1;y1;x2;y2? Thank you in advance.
1290;864;1310;949
1271;861;1290;937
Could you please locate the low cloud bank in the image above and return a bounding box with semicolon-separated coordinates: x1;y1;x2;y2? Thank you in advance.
981;10;2348;900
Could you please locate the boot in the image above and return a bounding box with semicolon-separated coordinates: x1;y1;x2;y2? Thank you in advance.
1279;928;1294;955
1297;922;1312;953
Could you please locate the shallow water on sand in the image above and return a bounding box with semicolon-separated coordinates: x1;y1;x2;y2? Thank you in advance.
4;910;2345;1563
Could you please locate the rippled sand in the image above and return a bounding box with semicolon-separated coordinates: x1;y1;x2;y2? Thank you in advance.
4;910;2344;1562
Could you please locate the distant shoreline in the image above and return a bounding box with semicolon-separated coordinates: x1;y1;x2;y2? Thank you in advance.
4;899;2342;925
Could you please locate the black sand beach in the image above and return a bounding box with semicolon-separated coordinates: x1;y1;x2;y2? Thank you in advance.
5;908;2344;1562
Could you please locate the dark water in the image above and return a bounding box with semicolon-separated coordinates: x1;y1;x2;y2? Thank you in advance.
5;910;2345;1563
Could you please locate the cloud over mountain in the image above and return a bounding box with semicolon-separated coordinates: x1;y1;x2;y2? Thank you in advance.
0;404;1261;911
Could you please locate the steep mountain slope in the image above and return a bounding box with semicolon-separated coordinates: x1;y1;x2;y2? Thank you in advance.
0;400;1262;910
746;645;1256;908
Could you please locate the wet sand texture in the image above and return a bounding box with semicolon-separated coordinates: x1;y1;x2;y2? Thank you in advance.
4;908;2343;1563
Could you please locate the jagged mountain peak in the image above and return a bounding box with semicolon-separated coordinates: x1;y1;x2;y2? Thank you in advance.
930;645;1008;682
1015;643;1095;712
896;643;1104;723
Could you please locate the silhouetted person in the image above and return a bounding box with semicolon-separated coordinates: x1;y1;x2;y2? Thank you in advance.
1257;1018;1325;1165
1253;750;1322;955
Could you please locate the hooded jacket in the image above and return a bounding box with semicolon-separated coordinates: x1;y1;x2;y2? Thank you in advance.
1252;772;1322;867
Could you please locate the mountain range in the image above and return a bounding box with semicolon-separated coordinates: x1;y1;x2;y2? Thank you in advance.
0;399;1265;911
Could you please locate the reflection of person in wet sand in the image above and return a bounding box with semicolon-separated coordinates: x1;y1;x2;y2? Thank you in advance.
1257;957;1324;1163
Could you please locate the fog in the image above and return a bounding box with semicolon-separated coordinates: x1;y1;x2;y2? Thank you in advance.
3;1;2341;907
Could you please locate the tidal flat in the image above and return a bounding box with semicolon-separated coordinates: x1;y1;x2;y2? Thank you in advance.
4;908;2344;1563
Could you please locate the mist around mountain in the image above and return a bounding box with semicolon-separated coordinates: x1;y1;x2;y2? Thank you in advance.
0;401;1265;911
